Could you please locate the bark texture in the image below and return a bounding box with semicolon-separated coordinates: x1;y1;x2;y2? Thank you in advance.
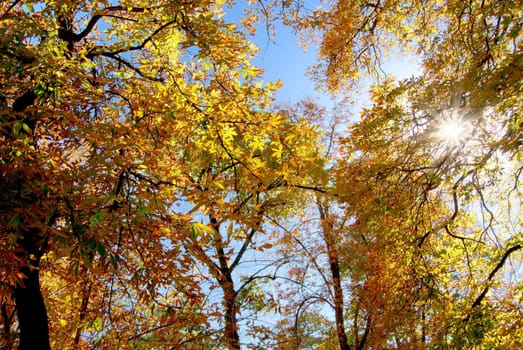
14;264;51;350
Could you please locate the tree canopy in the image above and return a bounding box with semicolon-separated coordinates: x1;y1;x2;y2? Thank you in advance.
1;0;521;349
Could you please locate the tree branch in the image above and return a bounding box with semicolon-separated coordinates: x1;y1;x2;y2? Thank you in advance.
2;0;20;16
87;18;178;58
229;227;257;272
470;244;522;309
100;52;164;82
462;244;522;325
61;6;155;43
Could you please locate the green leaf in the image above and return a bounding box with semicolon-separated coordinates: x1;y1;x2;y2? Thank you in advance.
34;85;46;96
191;222;216;237
86;238;97;251
196;223;216;235
191;224;199;238
91;316;103;332
97;241;106;257
13;121;22;136
89;213;102;228
21;122;31;134
212;180;226;190
11;214;21;228
110;253;118;269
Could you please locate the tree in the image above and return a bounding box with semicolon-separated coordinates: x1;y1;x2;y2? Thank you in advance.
175;107;322;348
1;1;313;348
265;0;523;348
2;0;521;348
332;77;522;348
259;100;355;350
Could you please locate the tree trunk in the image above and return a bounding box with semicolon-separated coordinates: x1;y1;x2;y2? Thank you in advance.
328;252;351;350
6;38;53;350
222;282;241;350
14;265;51;350
211;217;241;350
1;301;16;348
318;201;351;350
357;316;371;350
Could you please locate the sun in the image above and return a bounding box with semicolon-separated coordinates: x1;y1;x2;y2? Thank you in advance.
436;114;472;146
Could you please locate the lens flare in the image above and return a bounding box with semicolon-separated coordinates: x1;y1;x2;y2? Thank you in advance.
436;114;472;146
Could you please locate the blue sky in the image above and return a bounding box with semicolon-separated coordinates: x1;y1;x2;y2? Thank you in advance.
225;2;421;114
247;23;324;103
224;5;324;104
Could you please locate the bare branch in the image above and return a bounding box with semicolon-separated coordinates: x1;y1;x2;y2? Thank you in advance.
236;258;287;293
229;228;257;272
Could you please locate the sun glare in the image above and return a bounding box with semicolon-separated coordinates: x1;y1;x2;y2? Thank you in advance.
436;114;472;146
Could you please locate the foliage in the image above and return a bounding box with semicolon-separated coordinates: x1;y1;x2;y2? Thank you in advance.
265;0;522;348
0;0;320;348
1;0;522;349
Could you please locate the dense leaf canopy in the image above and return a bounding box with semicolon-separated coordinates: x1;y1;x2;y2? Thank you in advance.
1;0;521;349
